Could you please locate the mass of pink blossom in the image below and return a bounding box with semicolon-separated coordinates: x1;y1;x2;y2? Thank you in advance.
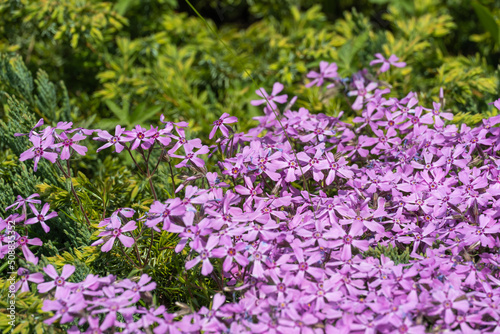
4;54;500;333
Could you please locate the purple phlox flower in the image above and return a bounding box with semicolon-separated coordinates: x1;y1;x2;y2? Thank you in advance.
248;242;271;278
327;223;370;260
94;125;133;153
42;287;86;325
299;119;336;143
14;118;44;137
19;134;58;172
403;192;433;214
399;106;434;132
273;152;301;183
138;305;166;328
234;176;263;210
146;198;186;231
430;287;469;324
370;128;401;154
211;242;248;272
346;135;378;158
248;148;282;182
389;317;426;334
14;267;44;293
324;152;354;185
440;145;469;172
124;124;151;150
38;264;75;293
463;215;500;248
16;235;42;265
197;293;227;332
280;242;324;284
392;94;419;120
398;223;436;253
53;131;88;160
170;143;209;168
278;307;318;334
92;295;137;331
352;103;385;132
251;82;288;112
67;274;102;297
370;53;406;73
185;235;219;275
5;193;41;211
209;113;238;139
260;270;298;298
410;151;445;171
26;203;57;233
144;125;172;147
113;207;136;218
348;80;378;110
91;215;137;252
242;217;280;242
296;147;328;182
426;101;453;127
222;154;246;179
167;126;202;156
306;61;338;88
118;274;157;303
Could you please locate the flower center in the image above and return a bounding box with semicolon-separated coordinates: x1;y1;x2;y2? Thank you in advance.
343;235;353;244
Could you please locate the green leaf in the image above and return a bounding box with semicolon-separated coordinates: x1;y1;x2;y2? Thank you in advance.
472;1;500;44
130;104;162;125
337;31;369;76
104;100;129;124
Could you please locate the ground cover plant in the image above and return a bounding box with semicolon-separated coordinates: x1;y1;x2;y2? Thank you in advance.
1;0;500;333
3;51;500;333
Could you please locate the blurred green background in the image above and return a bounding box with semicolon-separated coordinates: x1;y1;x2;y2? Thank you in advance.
0;0;499;331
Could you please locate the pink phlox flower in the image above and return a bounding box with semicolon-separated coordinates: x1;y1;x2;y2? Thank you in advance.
410;151;446;171
14;118;44;137
370;53;406;73
185;235;219;275
146;198;186;231
251;82;288;112
124;124;152;150
94;125;133;153
42;287;86;325
5;193;41;211
14;267;44;293
91;215;137;252
38;264;76;294
170;143;209;168
426;101;453;127
306;61;338;88
19;134;58;171
144;125;172;147
26;203;57;233
52;131;88;160
430;287;469;324
299;119;336;143
324;152;354;185
352;103;385;132
327;222;370;260
15;234;42;265
348;80;378;110
117;274;157;303
209;113;238;139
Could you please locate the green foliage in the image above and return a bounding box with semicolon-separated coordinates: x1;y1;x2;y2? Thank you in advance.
0;0;499;330
363;244;411;265
0;276;58;334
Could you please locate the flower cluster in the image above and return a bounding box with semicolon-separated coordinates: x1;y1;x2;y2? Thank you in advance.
2;194;56;265
11;53;500;333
